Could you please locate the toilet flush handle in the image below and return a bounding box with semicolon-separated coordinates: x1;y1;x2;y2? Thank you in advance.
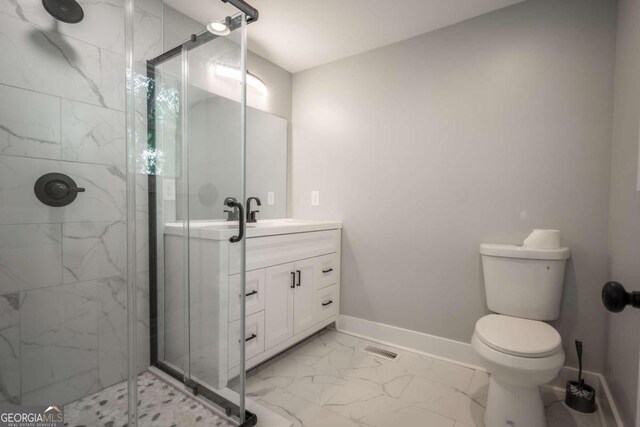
602;281;640;313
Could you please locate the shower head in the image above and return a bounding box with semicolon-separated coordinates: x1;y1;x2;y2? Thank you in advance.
42;0;84;23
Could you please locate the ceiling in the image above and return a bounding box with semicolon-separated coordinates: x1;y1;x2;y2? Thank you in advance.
165;0;524;73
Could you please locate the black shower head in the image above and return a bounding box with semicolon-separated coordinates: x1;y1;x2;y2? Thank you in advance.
42;0;84;24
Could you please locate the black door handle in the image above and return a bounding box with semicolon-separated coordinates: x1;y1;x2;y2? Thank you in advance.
245;290;258;297
245;334;257;342
224;197;244;243
602;281;640;313
296;270;301;287
322;300;333;307
290;272;295;289
322;268;333;274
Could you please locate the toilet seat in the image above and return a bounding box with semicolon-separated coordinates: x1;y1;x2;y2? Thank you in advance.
475;314;561;358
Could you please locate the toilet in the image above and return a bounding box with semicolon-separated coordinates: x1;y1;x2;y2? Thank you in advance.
472;243;571;427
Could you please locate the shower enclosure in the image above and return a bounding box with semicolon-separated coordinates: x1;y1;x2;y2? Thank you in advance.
0;0;257;425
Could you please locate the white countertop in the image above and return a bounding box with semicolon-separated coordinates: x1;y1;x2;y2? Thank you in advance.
164;218;342;240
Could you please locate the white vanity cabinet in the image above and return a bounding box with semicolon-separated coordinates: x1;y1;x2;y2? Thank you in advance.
163;219;342;387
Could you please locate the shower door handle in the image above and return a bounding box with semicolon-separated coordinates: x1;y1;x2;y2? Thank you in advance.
224;197;244;243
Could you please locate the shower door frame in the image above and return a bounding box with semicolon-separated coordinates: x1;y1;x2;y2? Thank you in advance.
146;7;257;427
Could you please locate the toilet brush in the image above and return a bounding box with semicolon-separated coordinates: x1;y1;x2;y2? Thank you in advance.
565;340;596;413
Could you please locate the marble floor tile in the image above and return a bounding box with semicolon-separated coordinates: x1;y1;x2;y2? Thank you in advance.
358;404;455;427
398;375;485;425
259;388;360;427
339;359;414;399
393;352;475;391
323;381;407;424
258;357;347;405
283;368;347;406
285;336;333;366
246;375;279;401
311;347;381;377
313;328;372;355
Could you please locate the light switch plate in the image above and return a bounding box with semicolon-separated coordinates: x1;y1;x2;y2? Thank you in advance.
163;179;176;201
311;191;320;206
267;192;275;205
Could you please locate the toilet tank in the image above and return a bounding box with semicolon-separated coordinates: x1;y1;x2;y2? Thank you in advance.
480;244;570;321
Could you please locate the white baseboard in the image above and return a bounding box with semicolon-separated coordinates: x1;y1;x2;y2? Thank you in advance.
336;314;623;427
337;314;482;369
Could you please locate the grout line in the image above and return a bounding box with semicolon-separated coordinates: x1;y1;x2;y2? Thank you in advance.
0;152;126;168
0;83;125;114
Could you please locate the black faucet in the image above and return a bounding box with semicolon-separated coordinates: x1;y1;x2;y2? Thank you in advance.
246;197;261;223
223;197;240;221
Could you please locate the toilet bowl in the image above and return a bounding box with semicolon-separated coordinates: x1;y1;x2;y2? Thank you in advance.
472;314;565;427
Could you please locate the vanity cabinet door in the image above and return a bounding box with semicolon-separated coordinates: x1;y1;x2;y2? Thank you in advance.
265;262;295;350
293;258;316;334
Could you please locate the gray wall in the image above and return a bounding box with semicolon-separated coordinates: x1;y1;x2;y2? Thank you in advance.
605;0;640;424
291;0;617;371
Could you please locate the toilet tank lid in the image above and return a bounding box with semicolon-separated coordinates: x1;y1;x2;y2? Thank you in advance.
480;243;570;260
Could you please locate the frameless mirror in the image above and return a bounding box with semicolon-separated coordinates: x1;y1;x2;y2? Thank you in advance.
185;90;287;220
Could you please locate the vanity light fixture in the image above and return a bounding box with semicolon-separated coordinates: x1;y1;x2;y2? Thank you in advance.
215;65;268;96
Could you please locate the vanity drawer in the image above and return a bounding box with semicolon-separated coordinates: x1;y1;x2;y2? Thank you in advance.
315;284;339;323
230;229;341;274
229;269;266;322
229;311;265;368
316;253;339;290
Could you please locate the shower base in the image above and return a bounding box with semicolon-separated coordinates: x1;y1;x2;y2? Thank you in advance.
64;371;235;426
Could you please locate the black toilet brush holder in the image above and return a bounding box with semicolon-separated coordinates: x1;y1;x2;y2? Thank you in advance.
565;340;596;413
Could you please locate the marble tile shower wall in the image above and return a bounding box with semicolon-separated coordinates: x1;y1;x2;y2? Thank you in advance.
0;0;161;405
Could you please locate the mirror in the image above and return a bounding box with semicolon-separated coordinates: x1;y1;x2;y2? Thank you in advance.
184;88;288;220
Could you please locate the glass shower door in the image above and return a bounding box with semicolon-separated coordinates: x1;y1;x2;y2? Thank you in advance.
148;13;249;425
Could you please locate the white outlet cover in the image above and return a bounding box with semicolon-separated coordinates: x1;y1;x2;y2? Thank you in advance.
163;179;176;201
311;191;320;206
267;192;275;205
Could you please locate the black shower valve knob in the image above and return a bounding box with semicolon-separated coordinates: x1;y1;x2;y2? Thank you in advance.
34;173;85;207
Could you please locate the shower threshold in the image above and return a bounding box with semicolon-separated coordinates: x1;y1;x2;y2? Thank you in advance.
65;370;238;427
